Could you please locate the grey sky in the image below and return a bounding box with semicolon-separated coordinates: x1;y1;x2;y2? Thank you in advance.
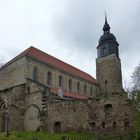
0;0;140;88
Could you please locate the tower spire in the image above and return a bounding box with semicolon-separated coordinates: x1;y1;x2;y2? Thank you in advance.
105;12;107;24
103;12;110;34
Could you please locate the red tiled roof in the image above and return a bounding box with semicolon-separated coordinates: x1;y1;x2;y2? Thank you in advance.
2;46;96;84
50;87;89;99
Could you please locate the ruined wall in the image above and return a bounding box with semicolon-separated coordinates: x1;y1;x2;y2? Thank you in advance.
0;82;135;132
9;85;25;131
0;52;135;133
91;93;136;131
47;100;91;132
0;84;25;131
47;93;135;133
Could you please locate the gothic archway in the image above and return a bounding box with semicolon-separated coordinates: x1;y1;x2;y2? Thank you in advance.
10;104;22;131
0;96;7;132
24;104;41;131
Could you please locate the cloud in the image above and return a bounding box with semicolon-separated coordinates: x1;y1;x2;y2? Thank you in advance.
0;0;139;87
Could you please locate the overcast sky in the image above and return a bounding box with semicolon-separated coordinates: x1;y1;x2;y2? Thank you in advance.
0;0;139;88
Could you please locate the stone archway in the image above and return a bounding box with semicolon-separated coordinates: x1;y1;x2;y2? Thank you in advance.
24;104;41;131
0;96;7;132
10;105;23;131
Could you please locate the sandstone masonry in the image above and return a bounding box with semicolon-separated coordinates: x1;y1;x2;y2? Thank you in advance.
0;17;136;133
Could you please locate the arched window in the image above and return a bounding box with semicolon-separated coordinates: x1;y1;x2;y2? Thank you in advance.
47;71;52;86
69;79;72;91
32;67;38;81
77;82;80;92
90;87;93;96
59;75;63;87
84;85;87;94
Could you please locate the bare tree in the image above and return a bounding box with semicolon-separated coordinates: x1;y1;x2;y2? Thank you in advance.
131;62;140;91
128;62;140;100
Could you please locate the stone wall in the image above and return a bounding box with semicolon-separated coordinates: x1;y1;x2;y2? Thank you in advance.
0;52;136;133
0;81;136;133
26;57;97;97
0;84;25;131
91;93;136;131
46;92;135;133
0;57;26;90
96;54;123;94
47;100;91;132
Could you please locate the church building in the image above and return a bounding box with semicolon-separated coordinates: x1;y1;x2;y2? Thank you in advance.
0;17;135;133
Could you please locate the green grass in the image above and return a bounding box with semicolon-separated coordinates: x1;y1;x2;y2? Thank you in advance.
0;131;96;140
0;131;135;140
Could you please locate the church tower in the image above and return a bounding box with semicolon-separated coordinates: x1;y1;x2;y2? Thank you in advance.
96;15;123;94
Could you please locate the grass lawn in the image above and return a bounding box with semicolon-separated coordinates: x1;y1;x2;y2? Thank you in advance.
0;131;96;140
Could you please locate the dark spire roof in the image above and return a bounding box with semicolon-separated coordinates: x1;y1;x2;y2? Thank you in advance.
98;14;119;46
103;13;110;34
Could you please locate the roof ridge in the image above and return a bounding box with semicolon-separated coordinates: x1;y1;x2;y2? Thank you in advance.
1;46;96;84
29;47;95;80
1;46;35;69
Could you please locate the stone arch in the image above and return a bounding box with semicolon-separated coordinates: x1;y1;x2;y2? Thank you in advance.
10;104;20;110
0;96;7;132
24;104;41;131
25;104;41;113
10;104;23;131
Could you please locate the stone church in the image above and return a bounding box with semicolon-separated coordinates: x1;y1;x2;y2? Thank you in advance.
0;17;135;133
